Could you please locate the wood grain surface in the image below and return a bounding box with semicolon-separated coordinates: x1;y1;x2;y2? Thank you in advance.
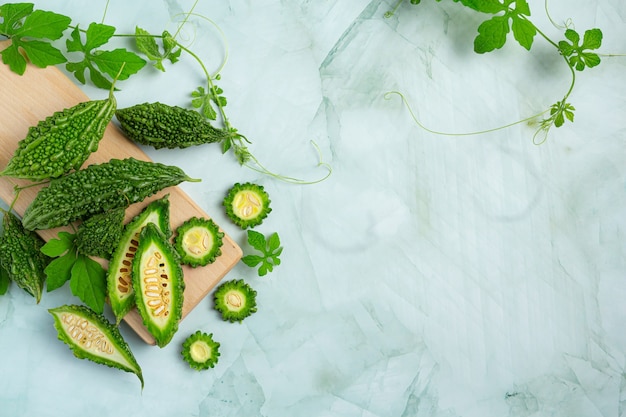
0;40;242;345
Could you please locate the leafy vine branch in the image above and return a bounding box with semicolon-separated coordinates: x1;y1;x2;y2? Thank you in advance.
385;0;615;144
0;2;331;183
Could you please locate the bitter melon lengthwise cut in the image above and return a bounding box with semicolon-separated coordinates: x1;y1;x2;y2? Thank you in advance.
0;211;49;302
0;92;116;180
107;195;171;324
115;102;231;149
174;216;224;267
21;158;199;231
132;222;184;348
49;304;143;388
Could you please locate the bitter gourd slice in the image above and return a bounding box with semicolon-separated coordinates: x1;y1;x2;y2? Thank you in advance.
0;92;116;180
0;211;48;302
49;304;143;388
181;330;220;370
107;195;171;324
22;157;199;231
115;102;231;149
132;222;184;347
75;207;126;260
213;279;257;323
223;182;271;229
174;217;224;267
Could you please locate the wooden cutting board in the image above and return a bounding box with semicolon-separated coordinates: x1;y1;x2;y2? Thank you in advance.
0;40;242;345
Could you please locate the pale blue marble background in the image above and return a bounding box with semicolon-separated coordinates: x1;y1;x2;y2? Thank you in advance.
1;1;626;416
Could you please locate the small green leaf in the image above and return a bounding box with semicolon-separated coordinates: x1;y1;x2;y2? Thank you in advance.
13;9;71;40
459;0;505;14
45;250;77;292
241;255;263;267
69;254;106;314
91;48;146;80
0;43;27;75
474;15;509;53
247;230;266;251
267;232;281;252
83;22;116;51
582;28;602;50
511;15;536;50
0;3;34;34
41;232;75;257
19;39;67;68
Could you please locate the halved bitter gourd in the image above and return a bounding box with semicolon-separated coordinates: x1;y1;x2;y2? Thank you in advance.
132;222;184;348
49;304;143;388
107;195;171;324
213;279;257;323
174;217;224;267
181;330;220;371
223;182;271;229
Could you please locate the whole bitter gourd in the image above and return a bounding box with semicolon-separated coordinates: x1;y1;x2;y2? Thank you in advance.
107;195;171;324
115;102;232;149
174;217;224;267
181;331;220;370
0;211;49;303
21;158;199;231
0;92;116;180
49;304;143;388
132;222;184;348
75;207;126;260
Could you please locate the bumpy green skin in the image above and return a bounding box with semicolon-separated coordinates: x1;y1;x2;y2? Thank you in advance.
174;217;224;267
0;211;48;302
1;96;116;180
181;331;220;371
223;182;271;229
115;102;231;149
49;304;144;388
132;222;184;348
75;207;126;260
22;158;198;231
107;195;171;324
213;279;257;323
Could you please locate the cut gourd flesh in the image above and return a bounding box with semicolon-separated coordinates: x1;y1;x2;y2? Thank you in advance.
49;304;144;388
174;217;224;267
223;182;271;229
107;195;171;324
132;222;184;347
213;279;257;323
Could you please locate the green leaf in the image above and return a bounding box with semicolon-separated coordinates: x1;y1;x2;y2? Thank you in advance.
459;0;505;13
91;48;146;80
19;39;66;68
69;255;106;314
513;0;530;15
474;15;509;53
511;15;536;50
0;263;10;295
83;22;115;51
135;26;164;71
0;3;35;35
582;28;602;50
247;230;266;251
44;250;77;292
241;255;263;267
41;231;75;257
267;232;281;252
13;9;71;40
0;43;27;75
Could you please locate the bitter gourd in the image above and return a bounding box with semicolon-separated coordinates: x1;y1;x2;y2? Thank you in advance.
115;102;231;149
107;195;171;324
181;331;220;370
0;93;116;180
132;222;184;347
0;211;48;302
213;279;257;323
223;182;271;229
22;157;199;231
75;207;126;260
174;217;224;267
49;304;143;388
